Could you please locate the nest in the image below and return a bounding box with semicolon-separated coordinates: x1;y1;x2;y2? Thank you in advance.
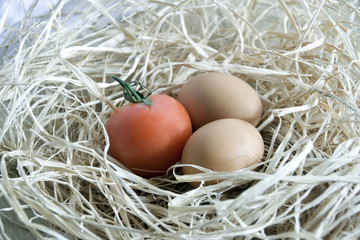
1;0;360;239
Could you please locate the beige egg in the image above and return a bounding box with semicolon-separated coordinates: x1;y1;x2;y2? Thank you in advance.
177;72;262;130
181;118;264;187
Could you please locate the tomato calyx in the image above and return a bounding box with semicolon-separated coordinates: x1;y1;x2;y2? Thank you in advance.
112;75;153;107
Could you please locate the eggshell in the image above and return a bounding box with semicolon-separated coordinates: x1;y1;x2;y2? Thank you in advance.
181;118;264;187
177;72;262;130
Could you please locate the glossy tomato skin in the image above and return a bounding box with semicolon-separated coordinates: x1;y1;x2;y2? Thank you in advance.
106;94;192;178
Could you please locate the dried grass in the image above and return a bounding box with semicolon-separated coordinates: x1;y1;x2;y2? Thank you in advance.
1;0;360;239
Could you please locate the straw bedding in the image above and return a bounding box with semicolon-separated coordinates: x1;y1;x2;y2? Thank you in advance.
1;0;360;239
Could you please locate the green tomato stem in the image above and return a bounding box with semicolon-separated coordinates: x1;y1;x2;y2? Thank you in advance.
112;75;153;107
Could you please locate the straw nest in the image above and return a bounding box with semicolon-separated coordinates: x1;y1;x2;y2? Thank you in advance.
1;0;360;239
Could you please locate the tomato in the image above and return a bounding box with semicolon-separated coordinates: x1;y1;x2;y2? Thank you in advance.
106;76;192;178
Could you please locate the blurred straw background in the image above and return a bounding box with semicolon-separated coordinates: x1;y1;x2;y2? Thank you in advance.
1;0;360;239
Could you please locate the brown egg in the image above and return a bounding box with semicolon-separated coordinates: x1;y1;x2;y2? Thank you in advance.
177;72;262;130
181;118;264;187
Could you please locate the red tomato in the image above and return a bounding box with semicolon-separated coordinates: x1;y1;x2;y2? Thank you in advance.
106;94;192;178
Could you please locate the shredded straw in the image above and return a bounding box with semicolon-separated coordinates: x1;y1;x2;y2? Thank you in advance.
1;0;360;239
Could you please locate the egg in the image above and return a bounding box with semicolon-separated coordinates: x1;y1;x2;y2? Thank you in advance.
181;118;264;187
177;72;262;130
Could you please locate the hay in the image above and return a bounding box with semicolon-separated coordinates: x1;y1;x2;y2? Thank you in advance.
1;0;360;239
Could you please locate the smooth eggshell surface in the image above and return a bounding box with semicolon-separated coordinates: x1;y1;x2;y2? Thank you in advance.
181;118;264;186
177;72;262;130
